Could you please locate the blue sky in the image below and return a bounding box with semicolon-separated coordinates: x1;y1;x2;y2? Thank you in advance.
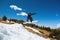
0;0;60;28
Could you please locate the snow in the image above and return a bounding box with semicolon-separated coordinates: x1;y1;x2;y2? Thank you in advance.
0;23;50;40
25;26;41;34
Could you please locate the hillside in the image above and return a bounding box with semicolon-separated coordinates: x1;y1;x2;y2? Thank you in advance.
24;23;60;40
0;23;50;40
0;19;60;40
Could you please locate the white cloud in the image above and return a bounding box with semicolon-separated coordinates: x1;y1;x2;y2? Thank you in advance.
10;5;22;11
17;12;27;16
57;23;60;28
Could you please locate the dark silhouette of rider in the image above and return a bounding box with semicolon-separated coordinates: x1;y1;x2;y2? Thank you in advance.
27;13;35;22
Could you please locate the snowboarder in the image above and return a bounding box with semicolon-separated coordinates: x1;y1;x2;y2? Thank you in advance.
27;13;36;22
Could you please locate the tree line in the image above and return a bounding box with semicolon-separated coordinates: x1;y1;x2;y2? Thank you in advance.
1;16;24;24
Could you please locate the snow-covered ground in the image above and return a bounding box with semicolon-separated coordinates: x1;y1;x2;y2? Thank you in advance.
0;23;50;40
25;26;41;34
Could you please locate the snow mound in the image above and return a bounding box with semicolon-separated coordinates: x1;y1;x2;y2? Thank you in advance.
0;23;50;40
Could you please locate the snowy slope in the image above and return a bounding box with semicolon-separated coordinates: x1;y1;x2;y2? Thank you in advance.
0;23;50;40
25;26;41;34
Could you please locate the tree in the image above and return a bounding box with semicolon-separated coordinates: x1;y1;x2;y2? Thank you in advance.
9;19;17;22
17;20;24;24
2;16;7;21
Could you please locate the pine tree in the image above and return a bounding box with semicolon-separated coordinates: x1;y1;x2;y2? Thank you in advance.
2;16;7;21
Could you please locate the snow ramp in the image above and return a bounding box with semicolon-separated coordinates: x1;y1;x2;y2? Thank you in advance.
0;23;50;40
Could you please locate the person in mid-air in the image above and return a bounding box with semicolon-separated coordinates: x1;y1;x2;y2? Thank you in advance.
27;13;36;22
